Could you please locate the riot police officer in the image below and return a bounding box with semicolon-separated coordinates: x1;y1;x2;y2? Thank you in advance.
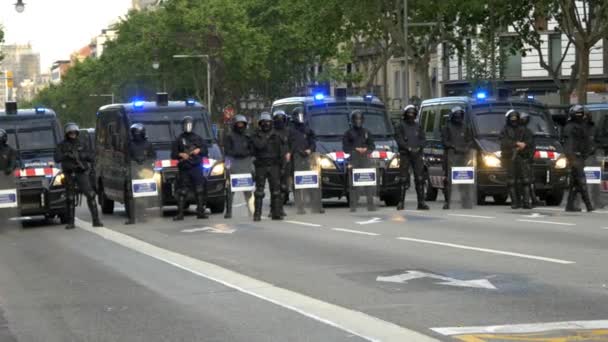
441;106;473;210
223;114;253;219
343;110;376;211
563;105;594;212
272;110;292;216
520;112;543;207
394;105;429;210
171;116;209;221
125;123;157;225
55;123;103;229
252;112;286;221
0;129;17;176
500;110;534;209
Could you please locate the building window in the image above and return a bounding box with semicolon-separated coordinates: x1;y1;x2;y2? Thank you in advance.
442;43;450;81
549;34;562;74
501;37;522;79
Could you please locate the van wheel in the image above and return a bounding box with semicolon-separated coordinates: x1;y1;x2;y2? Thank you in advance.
208;199;225;214
383;194;400;207
424;178;438;201
477;192;486;205
544;190;564;206
492;194;508;205
100;191;115;214
58;214;68;224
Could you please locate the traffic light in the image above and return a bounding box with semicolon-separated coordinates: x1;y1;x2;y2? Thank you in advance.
6;71;13;89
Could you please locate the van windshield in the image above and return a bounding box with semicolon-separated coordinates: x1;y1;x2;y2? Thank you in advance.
473;110;555;136
4;125;57;151
309;112;349;136
363;109;393;136
129;111;213;143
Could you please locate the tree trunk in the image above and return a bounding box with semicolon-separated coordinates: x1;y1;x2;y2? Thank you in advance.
415;55;432;100
575;46;590;105
559;83;571;105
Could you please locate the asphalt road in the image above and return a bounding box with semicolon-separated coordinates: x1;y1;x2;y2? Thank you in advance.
2;192;608;341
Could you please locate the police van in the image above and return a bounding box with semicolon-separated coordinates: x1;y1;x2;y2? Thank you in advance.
419;95;568;205
94;94;226;215
0;103;67;222
271;93;401;206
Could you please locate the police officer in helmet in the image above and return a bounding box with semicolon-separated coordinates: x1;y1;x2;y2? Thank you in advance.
55;123;103;229
171;116;209;220
0;129;17;176
395;105;429;210
223;114;254;219
500;110;534;209
343;110;376;211
519;112;543;207
272;109;292;217
563;105;594;212
125;123;157;225
441;106;473;209
252;112;286;221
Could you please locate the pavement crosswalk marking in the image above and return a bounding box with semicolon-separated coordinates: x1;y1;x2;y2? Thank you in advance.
396;237;575;264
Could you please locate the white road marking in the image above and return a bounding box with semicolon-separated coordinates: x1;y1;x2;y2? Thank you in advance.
181;227;212;233
522;213;547;218
74;218;437;342
233;203;247;208
517;219;576;226
181;226;235;234
534;207;564;212
284;220;322;227
602;227;608;230
447;214;495;219
396;237;575;264
377;270;496;290
331;228;380;236
356;217;382;225
432;319;608;336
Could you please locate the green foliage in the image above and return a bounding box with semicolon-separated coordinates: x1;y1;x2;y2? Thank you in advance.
0;25;4;62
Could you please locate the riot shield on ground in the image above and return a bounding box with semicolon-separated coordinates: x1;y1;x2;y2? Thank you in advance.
348;152;379;212
0;172;19;221
130;161;161;221
584;153;604;209
293;152;323;214
226;157;255;216
447;149;476;209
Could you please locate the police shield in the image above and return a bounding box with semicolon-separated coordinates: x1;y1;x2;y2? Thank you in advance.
584;153;604;209
130;161;160;221
0;171;19;221
348;152;379;212
293;152;323;214
447;148;477;209
226;157;255;216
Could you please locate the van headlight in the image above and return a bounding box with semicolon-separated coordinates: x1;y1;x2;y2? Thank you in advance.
210;162;225;176
320;156;336;170
482;154;501;168
555;157;567;169
389;157;400;169
52;172;65;186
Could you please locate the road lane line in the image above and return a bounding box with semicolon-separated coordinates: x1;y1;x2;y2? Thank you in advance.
396;237;575;264
602;227;608;230
331;228;379;236
448;214;495;219
75;218;435;342
284;220;323;227
432;319;608;336
517;219;576;226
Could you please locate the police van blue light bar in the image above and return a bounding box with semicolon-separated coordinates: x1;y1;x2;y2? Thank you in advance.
185;99;196;106
527;95;535;100
364;94;374;102
133;100;145;109
475;91;487;100
35;107;46;114
313;93;325;101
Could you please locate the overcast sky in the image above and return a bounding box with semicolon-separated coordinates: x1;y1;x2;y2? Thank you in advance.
0;0;132;71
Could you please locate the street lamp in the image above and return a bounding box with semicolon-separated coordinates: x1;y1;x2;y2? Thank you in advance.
14;0;25;13
173;54;212;112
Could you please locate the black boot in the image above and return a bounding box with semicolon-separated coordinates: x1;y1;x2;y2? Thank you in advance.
415;183;429;210
88;198;103;227
196;189;209;219
509;186;521;209
125;197;135;225
65;201;75;230
253;196;263;222
224;191;233;219
280;191;287;217
271;192;284;220
396;184;406;210
521;186;532;209
443;184;451;210
565;189;581;212
173;195;186;221
581;187;595;212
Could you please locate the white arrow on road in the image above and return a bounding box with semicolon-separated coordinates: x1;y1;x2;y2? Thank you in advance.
376;270;496;290
356;217;382;225
523;213;547;218
181;226;235;234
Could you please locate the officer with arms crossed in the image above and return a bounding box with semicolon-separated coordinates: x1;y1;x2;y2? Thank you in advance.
394;105;429;210
0;129;17;177
441;106;473;209
125;123;157;225
563;105;595;212
223;114;254;219
252;112;286;221
500;110;534;209
171;116;209;221
55;123;103;229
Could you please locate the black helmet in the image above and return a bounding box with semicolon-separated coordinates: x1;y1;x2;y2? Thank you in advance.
292;107;305;125
259;112;273;132
182;116;194;133
403;105;418;121
233;114;248;132
351;110;364;129
0;129;7;145
450;106;465;123
520;112;530;126
273;110;288;129
569;105;585;121
505;110;520;126
130;123;146;141
64;123;80;138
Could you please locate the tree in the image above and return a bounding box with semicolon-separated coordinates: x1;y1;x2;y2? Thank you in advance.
0;25;4;62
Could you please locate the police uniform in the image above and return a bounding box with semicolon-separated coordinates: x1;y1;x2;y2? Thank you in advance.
223;114;253;219
343;110;376;211
171;116;209;220
125;123;157;225
272;110;293;215
441;106;473;209
252;113;286;221
500;110;534;209
394;105;429;210
54;123;103;229
564;105;594;212
520;112;543;207
0;129;17;176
